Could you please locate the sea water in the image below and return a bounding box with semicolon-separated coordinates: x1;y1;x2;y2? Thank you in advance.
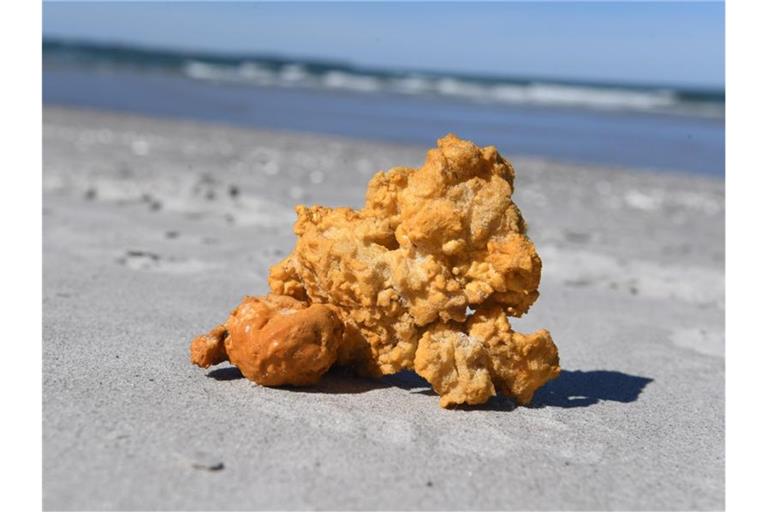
42;39;724;177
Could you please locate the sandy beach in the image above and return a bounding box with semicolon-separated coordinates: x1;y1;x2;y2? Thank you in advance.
43;106;724;509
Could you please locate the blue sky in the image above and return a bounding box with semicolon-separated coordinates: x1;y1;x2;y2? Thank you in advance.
43;1;724;88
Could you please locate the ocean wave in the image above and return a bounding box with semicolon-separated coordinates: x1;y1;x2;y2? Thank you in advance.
180;60;719;116
44;39;724;118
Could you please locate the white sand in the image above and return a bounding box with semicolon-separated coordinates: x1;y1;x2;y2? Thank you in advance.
43;106;724;510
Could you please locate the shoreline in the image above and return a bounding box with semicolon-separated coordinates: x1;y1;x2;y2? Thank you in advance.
43;104;723;182
43;65;726;176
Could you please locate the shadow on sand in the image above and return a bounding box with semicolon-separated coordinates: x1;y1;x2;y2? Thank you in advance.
206;367;244;381
531;370;653;409
206;366;428;395
206;366;652;410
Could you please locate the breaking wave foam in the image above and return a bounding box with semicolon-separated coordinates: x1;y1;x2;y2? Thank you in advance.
44;39;724;118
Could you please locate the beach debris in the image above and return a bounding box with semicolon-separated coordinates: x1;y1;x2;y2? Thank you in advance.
190;134;559;407
192;462;224;472
191;295;342;386
117;250;161;270
118;250;211;274
184;451;226;472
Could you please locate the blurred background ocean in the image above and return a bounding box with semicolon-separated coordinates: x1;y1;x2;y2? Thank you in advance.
42;1;724;177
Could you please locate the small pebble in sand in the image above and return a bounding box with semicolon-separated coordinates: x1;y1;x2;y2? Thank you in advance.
140;193;163;211
118;250;161;270
192;462;225;472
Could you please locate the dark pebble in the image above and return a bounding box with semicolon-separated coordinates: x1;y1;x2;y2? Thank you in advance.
193;462;225;472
